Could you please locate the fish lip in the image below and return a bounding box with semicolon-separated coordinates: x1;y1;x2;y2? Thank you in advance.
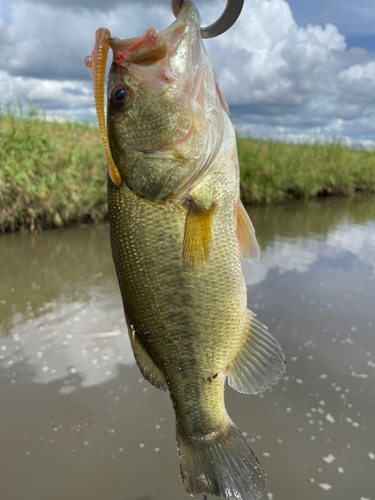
108;1;199;81
162;0;196;35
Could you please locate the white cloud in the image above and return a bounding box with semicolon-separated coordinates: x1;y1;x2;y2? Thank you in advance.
0;70;96;120
1;0;375;144
200;0;375;144
204;1;346;105
339;60;375;102
1;0;174;80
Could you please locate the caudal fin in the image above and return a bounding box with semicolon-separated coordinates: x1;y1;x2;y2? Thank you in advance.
176;423;266;500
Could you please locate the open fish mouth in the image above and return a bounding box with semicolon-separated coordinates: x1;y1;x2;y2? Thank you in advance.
109;1;196;65
84;1;198;187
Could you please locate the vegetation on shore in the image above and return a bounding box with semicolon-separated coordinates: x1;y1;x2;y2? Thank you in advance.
237;136;375;204
0;105;106;232
1;105;374;231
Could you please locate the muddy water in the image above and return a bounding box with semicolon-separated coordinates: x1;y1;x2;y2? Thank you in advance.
0;197;374;500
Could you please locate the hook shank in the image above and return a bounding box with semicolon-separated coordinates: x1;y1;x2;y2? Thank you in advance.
171;0;244;38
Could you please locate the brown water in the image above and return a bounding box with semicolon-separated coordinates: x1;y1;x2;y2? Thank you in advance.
0;197;374;500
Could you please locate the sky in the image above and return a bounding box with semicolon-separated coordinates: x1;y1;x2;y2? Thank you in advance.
0;0;375;145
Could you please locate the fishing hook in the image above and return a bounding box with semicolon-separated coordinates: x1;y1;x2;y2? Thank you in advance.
171;0;244;38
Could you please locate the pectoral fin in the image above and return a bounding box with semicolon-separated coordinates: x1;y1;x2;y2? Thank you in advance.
183;199;215;266
237;200;260;261
227;311;286;394
128;324;168;391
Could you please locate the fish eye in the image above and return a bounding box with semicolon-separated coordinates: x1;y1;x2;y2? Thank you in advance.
110;86;131;108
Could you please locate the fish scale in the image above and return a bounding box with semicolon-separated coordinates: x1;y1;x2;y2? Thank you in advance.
108;149;246;436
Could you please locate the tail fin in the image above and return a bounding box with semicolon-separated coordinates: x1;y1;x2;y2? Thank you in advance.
176;423;266;500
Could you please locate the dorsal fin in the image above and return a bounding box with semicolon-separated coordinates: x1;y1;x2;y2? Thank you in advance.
237;200;260;261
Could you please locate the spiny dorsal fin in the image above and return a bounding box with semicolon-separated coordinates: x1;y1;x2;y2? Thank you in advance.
227;311;286;394
183;199;215;266
237;200;260;261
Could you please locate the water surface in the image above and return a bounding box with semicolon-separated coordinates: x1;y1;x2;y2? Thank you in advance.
1;197;374;500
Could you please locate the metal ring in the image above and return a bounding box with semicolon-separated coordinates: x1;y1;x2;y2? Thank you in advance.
171;0;244;38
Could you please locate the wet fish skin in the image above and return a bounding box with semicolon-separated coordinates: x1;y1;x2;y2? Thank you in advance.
104;2;285;499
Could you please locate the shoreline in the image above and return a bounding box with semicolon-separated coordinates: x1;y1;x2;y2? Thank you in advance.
1;115;374;233
2;191;373;234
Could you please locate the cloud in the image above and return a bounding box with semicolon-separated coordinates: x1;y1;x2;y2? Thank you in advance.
339;61;375;103
286;0;375;38
25;0;126;9
199;0;375;143
25;0;213;9
1;0;375;144
1;1;176;81
0;70;96;121
212;22;344;106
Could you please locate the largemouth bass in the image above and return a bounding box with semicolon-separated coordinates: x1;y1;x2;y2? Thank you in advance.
85;2;285;499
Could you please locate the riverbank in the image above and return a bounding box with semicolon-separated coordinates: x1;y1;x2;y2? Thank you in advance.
237;136;375;204
0;113;106;232
1;113;374;231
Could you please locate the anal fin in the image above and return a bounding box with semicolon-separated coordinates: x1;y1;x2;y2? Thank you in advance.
128;324;168;391
183;199;215;266
237;200;260;261
228;311;286;394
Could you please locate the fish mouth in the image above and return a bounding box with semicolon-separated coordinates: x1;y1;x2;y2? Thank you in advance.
85;1;202;188
162;0;198;36
109;1;199;67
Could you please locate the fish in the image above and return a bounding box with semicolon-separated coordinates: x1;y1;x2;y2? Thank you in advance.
85;2;286;499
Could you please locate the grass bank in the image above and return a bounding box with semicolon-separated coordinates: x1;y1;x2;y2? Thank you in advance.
1;109;374;231
237;136;375;204
0;108;106;232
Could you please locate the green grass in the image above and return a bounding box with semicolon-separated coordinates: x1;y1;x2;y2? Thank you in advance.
1;103;374;231
0;103;107;231
238;136;375;204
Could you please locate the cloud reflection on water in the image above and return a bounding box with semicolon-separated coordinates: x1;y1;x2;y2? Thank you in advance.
0;291;133;387
243;218;375;286
0;199;374;389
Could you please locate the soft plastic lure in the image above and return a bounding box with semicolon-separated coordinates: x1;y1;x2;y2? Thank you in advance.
84;28;121;186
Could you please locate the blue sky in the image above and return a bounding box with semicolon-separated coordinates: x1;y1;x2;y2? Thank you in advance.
1;0;375;146
286;0;375;51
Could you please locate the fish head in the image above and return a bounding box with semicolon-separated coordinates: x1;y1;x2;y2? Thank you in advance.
105;0;228;201
108;26;188;155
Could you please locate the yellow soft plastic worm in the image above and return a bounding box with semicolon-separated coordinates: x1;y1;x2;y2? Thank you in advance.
85;28;121;186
